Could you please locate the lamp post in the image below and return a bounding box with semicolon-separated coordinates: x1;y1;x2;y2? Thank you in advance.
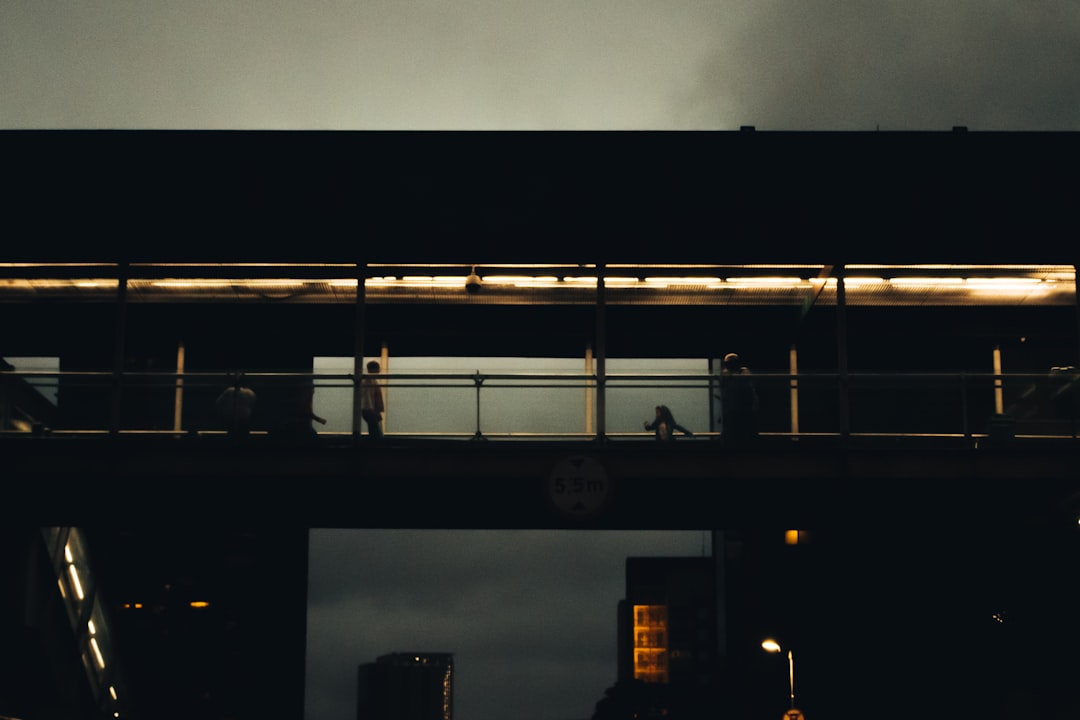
761;638;797;712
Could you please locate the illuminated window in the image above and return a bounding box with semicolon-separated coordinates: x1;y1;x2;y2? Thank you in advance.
785;530;811;545
633;604;668;683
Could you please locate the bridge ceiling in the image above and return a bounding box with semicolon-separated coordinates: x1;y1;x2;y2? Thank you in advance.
0;262;1075;306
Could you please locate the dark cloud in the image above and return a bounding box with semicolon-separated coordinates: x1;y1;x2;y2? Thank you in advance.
3;1;1076;129
682;1;1080;130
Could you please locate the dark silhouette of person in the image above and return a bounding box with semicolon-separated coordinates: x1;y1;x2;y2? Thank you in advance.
360;360;385;438
215;373;256;439
273;378;326;444
719;353;758;447
643;405;693;441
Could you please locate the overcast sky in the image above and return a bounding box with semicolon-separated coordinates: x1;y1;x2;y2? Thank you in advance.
306;530;709;720
3;1;1079;130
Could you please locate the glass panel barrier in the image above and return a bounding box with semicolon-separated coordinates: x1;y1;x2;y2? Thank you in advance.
3;368;1078;441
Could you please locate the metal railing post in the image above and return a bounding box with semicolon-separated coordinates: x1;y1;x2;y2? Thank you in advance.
836;267;850;440
472;371;486;441
110;263;128;436
960;371;972;447
595;267;607;442
353;263;367;443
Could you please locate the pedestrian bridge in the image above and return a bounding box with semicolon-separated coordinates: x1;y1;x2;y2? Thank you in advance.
5;368;1078;531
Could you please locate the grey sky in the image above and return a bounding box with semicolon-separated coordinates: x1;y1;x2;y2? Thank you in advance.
306;529;709;720
3;1;1079;130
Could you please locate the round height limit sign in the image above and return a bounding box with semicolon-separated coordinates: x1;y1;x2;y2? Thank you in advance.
547;455;611;518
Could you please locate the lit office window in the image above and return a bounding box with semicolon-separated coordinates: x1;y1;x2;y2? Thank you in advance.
633;604;669;683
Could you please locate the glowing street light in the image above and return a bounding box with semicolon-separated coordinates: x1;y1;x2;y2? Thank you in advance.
762;638;797;711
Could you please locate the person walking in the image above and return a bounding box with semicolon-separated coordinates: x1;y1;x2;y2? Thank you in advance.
361;360;385;438
644;404;693;442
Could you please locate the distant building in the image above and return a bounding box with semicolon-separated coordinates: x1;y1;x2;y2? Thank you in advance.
357;653;454;720
609;556;718;719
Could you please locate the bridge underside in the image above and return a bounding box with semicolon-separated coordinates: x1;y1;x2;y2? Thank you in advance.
9;436;1077;530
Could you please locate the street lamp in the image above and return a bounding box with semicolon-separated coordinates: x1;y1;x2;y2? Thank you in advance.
761;638;796;710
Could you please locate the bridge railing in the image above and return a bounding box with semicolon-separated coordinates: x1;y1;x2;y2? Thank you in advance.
1;368;1078;443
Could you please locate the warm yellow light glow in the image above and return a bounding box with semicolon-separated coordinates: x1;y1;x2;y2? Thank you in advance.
510;276;561;287
724;277;811;287
762;639;782;653
88;619;97;635
90;637;106;669
889;277;965;286
68;564;84;601
785;530;800;545
64;543;73;563
633;604;669;683
0;263;116;268
0;279;118;290
2;263;1073;308
643;276;721;286
149;279;230;288
155;278;311;289
389;276;466;287
189;601;210;609
109;685;118;700
483;275;557;285
964;277;1042;286
964;278;1049;292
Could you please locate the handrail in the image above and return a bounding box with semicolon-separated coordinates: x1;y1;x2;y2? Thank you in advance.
2;368;1077;442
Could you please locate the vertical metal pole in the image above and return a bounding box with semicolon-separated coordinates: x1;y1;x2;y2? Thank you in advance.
110;262;129;436
787;650;795;709
173;341;185;432
789;345;799;440
584;344;594;435
1074;263;1080;367
353;264;366;441
709;356;720;436
595;266;607;442
993;345;1004;414
380;342;389;432
473;371;484;440
1073;264;1080;438
960;371;972;446
836;265;849;439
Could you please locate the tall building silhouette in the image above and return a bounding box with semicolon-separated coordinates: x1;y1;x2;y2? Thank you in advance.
357;653;454;720
606;556;719;719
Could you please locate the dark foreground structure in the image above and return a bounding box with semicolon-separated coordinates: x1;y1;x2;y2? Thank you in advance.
2;129;1079;720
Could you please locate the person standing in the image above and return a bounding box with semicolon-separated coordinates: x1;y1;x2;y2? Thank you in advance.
360;360;385;438
216;373;257;439
270;378;326;444
719;353;758;447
